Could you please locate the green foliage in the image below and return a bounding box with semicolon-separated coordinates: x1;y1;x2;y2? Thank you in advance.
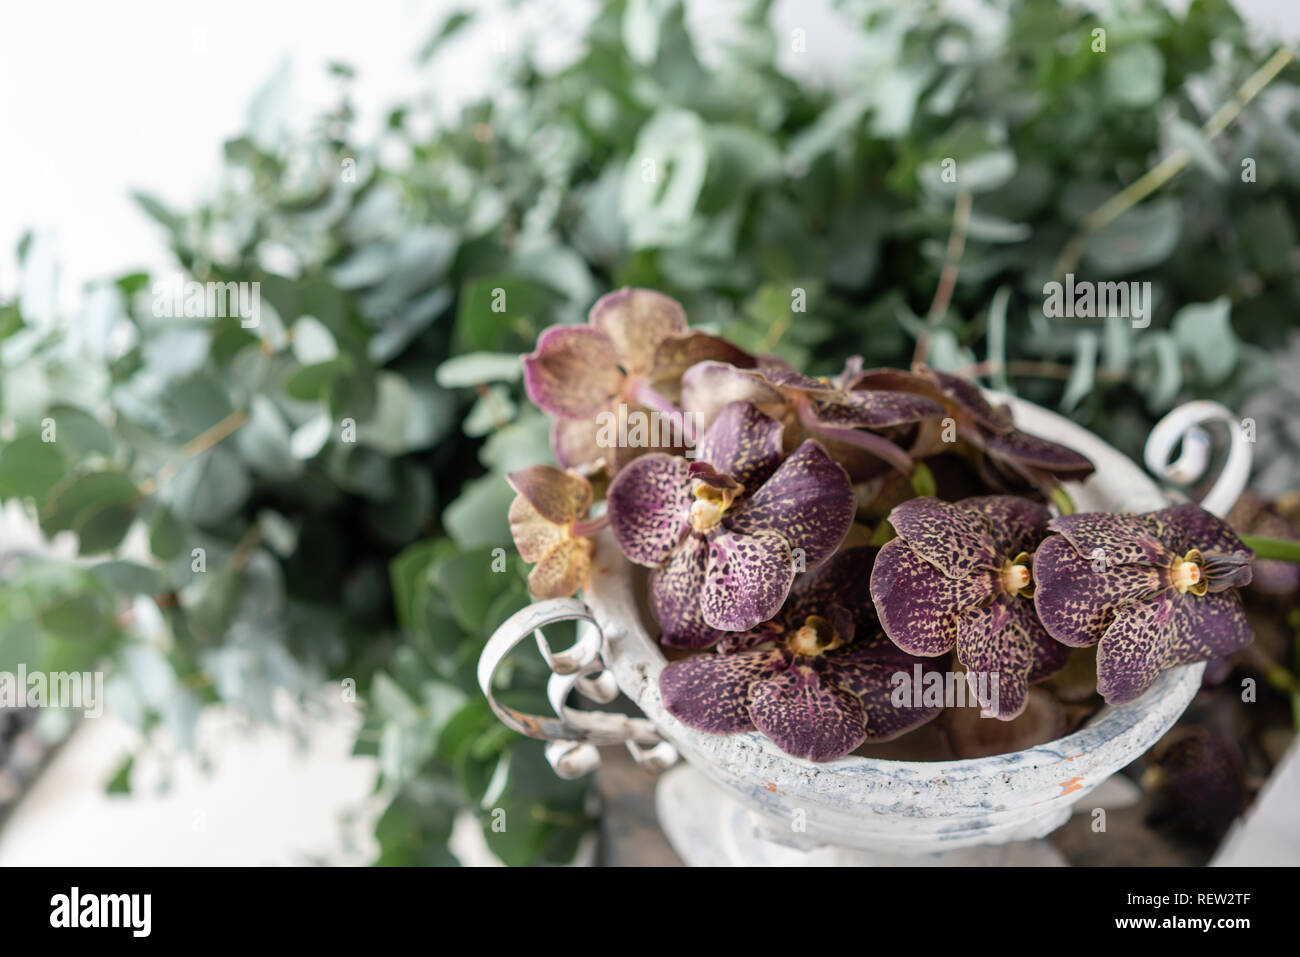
1;0;1297;864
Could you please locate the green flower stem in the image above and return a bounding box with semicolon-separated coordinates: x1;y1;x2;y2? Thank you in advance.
1240;534;1300;564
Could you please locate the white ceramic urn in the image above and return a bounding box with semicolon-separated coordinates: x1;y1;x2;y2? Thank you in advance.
478;395;1252;865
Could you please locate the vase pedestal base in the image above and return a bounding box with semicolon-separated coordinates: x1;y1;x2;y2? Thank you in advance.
654;763;1068;867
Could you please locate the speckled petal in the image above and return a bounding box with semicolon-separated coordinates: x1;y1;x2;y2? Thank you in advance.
1151;502;1252;557
810;390;947;429
693;401;784;491
506;467;587;564
763;366;838;395
716;626;785;654
680;361;787;433
783;545;878;638
1047;511;1172;567
961;495;1052;559
550;415;609;473
650;535;726;648
955;594;1065;720
649;332;755;390
606;453;691;566
748;665;868;761
1096;590;1177;704
507;494;566;563
701;529;795;631
729;440;855;569
1167;590;1253;665
852;368;949;404
915;364;1014;431
827;647;945;740
885;497;998;577
523;325;623;418
870;537;998;656
981;428;1095;480
1032;534;1167;647
506;464;592;525
527;537;594;599
659;648;785;734
588;287;686;378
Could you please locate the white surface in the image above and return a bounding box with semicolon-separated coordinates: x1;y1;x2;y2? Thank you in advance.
0;693;381;866
1212;742;1300;866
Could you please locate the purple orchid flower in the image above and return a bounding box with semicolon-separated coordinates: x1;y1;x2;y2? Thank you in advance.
869;495;1069;720
854;365;1095;493
681;357;946;476
1033;503;1255;705
659;547;946;762
606;401;855;648
523;288;752;473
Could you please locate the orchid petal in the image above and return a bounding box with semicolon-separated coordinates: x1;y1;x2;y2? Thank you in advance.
811;390;947;429
649;332;755;391
1095;590;1177;704
659;648;784;734
588;287;686;378
701;529;795;632
506;464;592;525
915;365;1014;432
1167;590;1253;665
527;537;594;599
782;545;878;638
955;594;1066;720
523;325;622;418
870;537;998;656
1032;534;1166;647
1047;511;1172;567
606;453;691;566
730;440;855;569
550;415;610;473
980;428;1095;480
1151;502;1252;558
885;496;998;577
650;535;726;648
681;362;786;433
748;665;868;761
827;647;945;741
694;401;785;491
961;494;1052;559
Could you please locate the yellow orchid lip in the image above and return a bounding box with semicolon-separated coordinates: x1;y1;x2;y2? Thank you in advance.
1172;548;1208;596
689;481;737;532
788;615;843;657
1000;550;1035;598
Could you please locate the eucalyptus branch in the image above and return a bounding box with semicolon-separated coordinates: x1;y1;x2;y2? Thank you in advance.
913;190;973;367
136;408;249;498
1053;46;1295;277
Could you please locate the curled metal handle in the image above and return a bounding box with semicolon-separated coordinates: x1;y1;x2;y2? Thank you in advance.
477;597;677;779
1144;400;1252;518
